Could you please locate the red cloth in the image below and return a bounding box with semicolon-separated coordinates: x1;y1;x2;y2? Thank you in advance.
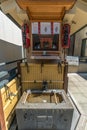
26;25;30;48
38;22;40;35
51;22;53;35
22;23;30;48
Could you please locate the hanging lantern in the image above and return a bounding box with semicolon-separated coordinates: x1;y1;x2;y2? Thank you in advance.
22;23;30;49
62;24;70;48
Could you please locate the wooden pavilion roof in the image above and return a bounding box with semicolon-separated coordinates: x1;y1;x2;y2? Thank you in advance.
16;0;76;22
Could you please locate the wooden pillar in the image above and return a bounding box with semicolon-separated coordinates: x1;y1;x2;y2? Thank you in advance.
63;62;68;93
0;91;6;130
0;122;1;130
17;61;22;94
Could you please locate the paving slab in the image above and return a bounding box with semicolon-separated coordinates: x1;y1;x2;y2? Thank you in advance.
68;73;87;130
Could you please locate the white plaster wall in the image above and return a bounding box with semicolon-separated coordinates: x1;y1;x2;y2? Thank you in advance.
0;11;22;46
74;27;87;56
71;8;87;35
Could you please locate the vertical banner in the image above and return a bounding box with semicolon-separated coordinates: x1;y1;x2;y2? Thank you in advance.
40;22;51;34
32;22;60;34
22;23;30;49
62;24;70;48
32;22;38;34
53;22;60;34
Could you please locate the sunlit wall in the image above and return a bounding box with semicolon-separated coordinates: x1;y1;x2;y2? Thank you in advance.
0;11;22;46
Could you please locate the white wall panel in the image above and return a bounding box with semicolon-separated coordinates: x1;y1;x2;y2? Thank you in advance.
0;11;22;46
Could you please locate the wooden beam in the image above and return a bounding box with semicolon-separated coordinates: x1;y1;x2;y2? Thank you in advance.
63;62;68;93
27;5;72;8
31;19;62;22
61;7;66;20
31;12;62;16
16;0;76;6
26;7;32;20
32;15;61;18
32;17;61;20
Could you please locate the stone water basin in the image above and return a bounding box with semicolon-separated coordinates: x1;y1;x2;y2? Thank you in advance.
16;89;73;130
